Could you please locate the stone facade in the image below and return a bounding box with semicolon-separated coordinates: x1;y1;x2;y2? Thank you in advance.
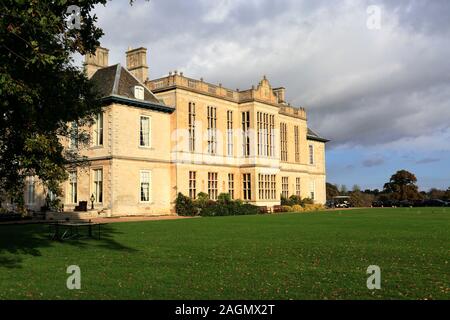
21;46;328;216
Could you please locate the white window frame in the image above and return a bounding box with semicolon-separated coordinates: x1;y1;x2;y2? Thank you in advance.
140;170;152;203
139;115;152;148
134;85;145;100
93;112;104;146
93;168;103;204
69;121;78;149
309;144;314;165
310;180;315;201
68;171;77;204
27;176;35;205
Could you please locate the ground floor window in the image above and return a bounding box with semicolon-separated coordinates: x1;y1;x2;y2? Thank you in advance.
243;173;251;201
93;169;103;203
282;177;289;199
140;170;151;202
26;176;35;205
228;173;234;199
189;171;196;199
208;172;218;200
258;174;276;200
69;171;77;204
296;177;301;197
309;180;315;200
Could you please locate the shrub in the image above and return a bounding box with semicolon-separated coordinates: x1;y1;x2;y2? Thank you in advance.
199;200;259;217
217;193;232;204
280;194;289;206
291;204;304;212
288;195;303;206
281;205;293;212
304;203;325;212
175;193;197;216
302;198;314;205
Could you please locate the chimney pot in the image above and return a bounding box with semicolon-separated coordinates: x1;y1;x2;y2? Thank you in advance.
126;47;149;83
84;46;109;78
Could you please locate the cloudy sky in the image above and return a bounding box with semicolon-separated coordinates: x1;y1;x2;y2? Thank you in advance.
83;0;450;191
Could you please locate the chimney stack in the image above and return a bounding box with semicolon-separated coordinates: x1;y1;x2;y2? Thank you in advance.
273;87;286;103
84;46;109;79
126;47;149;83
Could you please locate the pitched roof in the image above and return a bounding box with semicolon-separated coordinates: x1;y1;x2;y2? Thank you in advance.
307;128;329;142
90;64;174;113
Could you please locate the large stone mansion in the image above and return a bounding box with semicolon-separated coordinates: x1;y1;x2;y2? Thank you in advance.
21;46;328;216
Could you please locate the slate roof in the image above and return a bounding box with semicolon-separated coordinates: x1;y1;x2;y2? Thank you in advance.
90;64;174;113
307;127;329;142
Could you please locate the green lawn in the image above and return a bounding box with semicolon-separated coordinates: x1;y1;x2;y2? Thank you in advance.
0;208;449;300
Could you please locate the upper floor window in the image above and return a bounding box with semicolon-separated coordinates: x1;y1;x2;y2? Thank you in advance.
242;111;250;157
207;106;217;154
140;115;151;147
294;125;300;163
257;112;274;157
280;122;288;162
134;86;145;100
94;112;103;146
227;110;233;156
69;121;78;149
188;102;196;152
309;144;314;165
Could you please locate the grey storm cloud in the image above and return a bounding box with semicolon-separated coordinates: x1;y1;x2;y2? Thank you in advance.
90;0;450;149
415;157;440;164
362;157;385;167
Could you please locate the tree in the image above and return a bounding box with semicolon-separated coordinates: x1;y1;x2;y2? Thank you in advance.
349;191;374;207
428;188;445;200
326;183;339;200
445;187;450;201
339;184;348;195
383;170;421;201
352;184;361;192
0;1;109;203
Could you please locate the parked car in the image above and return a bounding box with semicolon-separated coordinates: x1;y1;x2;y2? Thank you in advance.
325;200;335;208
398;200;414;207
421;199;449;207
371;201;384;207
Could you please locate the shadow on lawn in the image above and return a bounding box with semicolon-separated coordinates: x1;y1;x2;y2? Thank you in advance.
0;223;136;269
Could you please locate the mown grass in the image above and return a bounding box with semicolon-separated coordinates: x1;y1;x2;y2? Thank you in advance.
0;207;449;299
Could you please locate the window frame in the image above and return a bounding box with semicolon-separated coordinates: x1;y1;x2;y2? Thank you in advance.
140;170;152;203
92;168;103;204
189;171;197;199
243;173;252;201
68;171;77;204
93;112;104;146
309;144;314;165
208;172;218;200
139;115;152;148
